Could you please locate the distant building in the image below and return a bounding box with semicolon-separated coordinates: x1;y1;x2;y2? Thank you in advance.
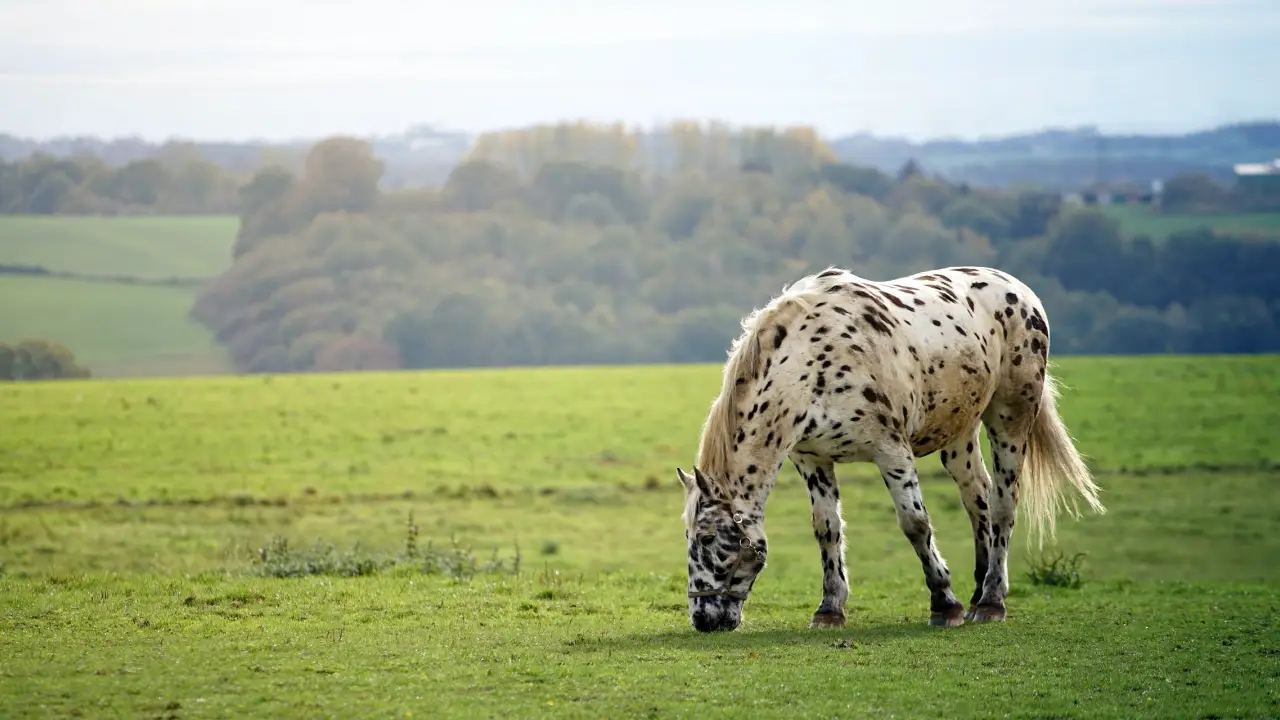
1234;159;1280;193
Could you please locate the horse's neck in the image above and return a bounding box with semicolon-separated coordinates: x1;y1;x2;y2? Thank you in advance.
727;468;779;520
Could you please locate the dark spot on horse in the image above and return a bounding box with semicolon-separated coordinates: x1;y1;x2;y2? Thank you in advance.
881;291;914;311
1005;293;1017;305
862;312;893;336
773;326;788;349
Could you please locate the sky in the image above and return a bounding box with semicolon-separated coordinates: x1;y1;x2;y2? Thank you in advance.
1;0;1278;142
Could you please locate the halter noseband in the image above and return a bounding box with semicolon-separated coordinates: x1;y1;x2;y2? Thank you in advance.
688;513;759;601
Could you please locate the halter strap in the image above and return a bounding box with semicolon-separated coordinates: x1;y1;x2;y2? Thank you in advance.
688;513;758;601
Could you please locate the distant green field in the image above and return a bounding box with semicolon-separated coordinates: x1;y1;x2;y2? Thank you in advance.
1103;204;1280;240
0;215;237;278
0;215;236;375
0;275;228;376
1;357;1278;718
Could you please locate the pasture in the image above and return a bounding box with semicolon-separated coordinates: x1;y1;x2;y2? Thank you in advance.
0;275;229;377
0;215;237;376
1102;204;1280;240
2;357;1278;718
0;215;237;279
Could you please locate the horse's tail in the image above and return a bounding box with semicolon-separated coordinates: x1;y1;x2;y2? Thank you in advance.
697;288;814;479
1020;370;1106;548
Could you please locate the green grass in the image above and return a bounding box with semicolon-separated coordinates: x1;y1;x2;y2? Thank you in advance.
2;356;1275;507
0;215;237;376
2;357;1279;718
0;275;228;376
0;214;237;278
1102;204;1280;240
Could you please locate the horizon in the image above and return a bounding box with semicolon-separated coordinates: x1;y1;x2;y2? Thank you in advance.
7;117;1280;148
3;0;1279;144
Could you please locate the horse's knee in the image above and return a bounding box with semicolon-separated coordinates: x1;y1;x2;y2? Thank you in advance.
896;509;932;544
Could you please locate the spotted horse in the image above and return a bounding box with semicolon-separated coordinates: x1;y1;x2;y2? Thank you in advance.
677;265;1106;633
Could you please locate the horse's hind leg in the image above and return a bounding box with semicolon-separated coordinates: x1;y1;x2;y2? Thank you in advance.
973;402;1035;622
938;426;994;621
874;450;965;627
791;453;849;629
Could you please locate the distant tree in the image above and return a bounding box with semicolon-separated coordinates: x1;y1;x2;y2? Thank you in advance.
1042;209;1126;293
234;166;299;258
3;339;91;380
816;162;894;200
897;158;925;182
110;159;170;206
940;197;1011;242
0;342;14;380
299;137;385;216
442;160;522;213
1010;191;1062;240
1160;173;1225;213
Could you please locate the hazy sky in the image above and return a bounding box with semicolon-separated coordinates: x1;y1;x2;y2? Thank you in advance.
2;0;1277;142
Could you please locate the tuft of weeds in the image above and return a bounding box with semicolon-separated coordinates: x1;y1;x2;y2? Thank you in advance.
252;536;388;578
251;511;521;580
1025;547;1088;589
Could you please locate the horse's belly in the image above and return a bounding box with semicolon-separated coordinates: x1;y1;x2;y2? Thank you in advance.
793;435;880;465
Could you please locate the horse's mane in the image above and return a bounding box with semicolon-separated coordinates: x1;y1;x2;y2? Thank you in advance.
695;281;818;494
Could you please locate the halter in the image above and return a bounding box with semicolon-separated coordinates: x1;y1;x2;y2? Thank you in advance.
688;513;759;601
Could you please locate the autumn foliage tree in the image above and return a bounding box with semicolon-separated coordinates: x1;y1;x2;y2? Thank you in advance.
190;121;1280;374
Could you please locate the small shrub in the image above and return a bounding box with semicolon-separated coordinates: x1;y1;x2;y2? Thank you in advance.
1025;548;1088;589
253;536;388;577
251;511;522;580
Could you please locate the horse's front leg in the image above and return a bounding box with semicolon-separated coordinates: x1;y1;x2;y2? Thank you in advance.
875;449;966;628
791;453;849;628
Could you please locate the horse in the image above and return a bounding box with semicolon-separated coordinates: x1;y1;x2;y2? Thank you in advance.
676;265;1105;633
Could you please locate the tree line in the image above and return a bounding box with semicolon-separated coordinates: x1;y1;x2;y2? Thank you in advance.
8;120;1280;217
0;145;243;215
184;123;1280;375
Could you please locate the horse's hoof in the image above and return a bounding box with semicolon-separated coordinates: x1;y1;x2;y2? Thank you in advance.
809;611;846;629
968;603;1007;623
929;603;966;627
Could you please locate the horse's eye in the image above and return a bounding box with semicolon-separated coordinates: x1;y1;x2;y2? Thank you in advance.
698;534;715;546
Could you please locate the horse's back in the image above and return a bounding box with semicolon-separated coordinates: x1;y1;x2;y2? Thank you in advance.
771;265;1051;460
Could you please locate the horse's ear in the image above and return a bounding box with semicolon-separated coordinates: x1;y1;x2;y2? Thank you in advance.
676;468;696;492
693;468;719;499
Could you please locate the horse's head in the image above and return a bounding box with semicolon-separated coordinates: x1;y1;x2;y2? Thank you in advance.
677;467;768;632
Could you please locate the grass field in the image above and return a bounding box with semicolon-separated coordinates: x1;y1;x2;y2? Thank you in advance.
1102;204;1280;240
0;215;237;376
2;357;1278;718
0;275;229;377
0;215;237;278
